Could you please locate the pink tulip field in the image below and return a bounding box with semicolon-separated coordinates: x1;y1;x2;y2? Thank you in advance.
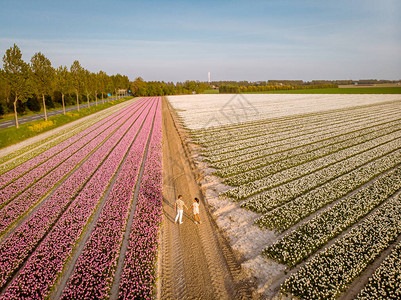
0;97;163;299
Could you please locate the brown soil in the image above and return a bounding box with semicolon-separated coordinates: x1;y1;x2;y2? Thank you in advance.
159;97;259;299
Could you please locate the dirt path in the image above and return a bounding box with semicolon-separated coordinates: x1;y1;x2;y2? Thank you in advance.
160;97;258;299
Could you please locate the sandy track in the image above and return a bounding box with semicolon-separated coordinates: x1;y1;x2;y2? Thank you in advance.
160;97;257;299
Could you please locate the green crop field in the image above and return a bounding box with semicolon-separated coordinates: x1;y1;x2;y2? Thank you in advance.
203;89;220;94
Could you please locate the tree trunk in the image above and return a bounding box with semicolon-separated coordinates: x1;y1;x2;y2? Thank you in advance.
95;91;97;105
87;93;90;108
14;95;19;128
62;93;66;115
42;94;48;121
76;91;80;112
102;92;104;104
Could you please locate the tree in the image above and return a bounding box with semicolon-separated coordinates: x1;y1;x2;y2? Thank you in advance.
111;74;125;99
31;52;54;121
0;69;11;115
70;60;84;111
2;44;32;128
91;72;99;105
106;75;114;99
131;77;147;96
97;70;107;104
55;65;72;115
110;75;118;98
83;69;92;108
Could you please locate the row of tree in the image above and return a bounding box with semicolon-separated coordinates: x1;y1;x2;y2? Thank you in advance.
1;44;130;127
219;83;338;93
130;77;210;97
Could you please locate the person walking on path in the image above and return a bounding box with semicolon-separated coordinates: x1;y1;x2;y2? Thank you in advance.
188;197;201;224
175;195;188;224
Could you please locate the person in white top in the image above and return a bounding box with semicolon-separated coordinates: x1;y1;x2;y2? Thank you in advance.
174;195;188;224
188;197;201;224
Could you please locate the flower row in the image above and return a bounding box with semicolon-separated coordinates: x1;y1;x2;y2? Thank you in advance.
203;111;400;164
201;108;400;159
173;94;401;130
214;118;400;176
196;106;369;147
264;166;401;267
0;99;135;177
256;149;401;232
281;191;401;299
0;100;152;291
356;240;401;299
223;124;401;185
0;102;147;235
236;136;401;206
192;100;400;145
118;98;163;300
0;99;144;205
0;99;136;182
60;98;158;299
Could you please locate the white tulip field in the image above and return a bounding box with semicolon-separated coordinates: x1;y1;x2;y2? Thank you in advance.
169;94;401;299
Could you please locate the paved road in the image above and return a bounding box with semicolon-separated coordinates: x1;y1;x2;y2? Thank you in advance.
0;95;129;130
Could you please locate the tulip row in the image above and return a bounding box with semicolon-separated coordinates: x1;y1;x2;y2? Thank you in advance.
0;101;147;234
357;241;401;300
256;149;401;231
214;118;400;176
223;124;401;185
118;97;163;300
0;101;132;179
281;191;401;299
0;99;156;299
193;100;400;145
191;98;401;138
202;111;400;164
0;121;91;175
0;100;153;292
197;107;376;147
173;96;401;299
264;166;401;267
201;105;400;157
0;99;135;176
174;95;401;131
0;99;145;204
0;102;152;299
234;138;401;206
200;105;399;151
60;98;158;299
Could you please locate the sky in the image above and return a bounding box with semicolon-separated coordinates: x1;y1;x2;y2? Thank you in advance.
0;0;400;82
